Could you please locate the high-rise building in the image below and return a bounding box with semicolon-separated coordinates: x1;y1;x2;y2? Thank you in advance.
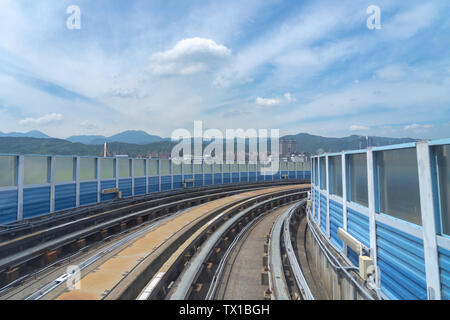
280;138;297;157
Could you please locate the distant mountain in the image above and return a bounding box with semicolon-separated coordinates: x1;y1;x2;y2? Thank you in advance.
103;130;164;144
282;133;416;154
66;135;107;144
66;130;165;145
0;130;52;139
0;132;418;157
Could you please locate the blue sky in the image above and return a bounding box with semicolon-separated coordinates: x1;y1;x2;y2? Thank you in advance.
0;0;449;139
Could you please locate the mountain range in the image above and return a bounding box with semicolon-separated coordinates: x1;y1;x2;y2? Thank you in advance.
0;130;417;156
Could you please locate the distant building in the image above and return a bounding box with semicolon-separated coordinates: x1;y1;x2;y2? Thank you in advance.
280;138;297;157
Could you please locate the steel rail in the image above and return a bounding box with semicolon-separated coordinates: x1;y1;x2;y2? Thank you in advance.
167;191;307;300
0;184;304;274
282;200;314;300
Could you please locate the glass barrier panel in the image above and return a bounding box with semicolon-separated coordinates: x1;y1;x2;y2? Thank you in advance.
214;164;222;174
377;148;422;226
435;145;450;235
118;159;131;178
304;161;311;171
24;156;49;185
173;162;181;175
134;159;145;177
347;153;368;207
249;164;256;172
80;158;96;181
101;158;115;179
281;161;288;171
160;160;170;175
194;163;202;174
148;159;159;176
0;156;17;187
239;163;248;172
204;163;212;173
232;163;239;172
288;162;295;171
223;163;230;173
183;161;192;174
328;156;342;197
319;157;326;190
55;157;75;183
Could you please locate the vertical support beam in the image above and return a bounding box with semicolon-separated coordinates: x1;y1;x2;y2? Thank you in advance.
342;152;348;255
367;148;379;287
158;159;161;192
202;159;205;186
145;158;149;194
131;158;135;197
50;155;55;213
317;157;321;227
325;155;330;238
97;157;101;203
303;161;305;180
171;159;174;190
115;157;119;189
416;141;441;300
221;163;224;185
295;162;298;180
17;155;24;221
75;156;80;207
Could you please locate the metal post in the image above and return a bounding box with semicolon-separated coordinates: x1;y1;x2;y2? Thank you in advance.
50;156;55;213
97;157;101;203
115;157;119;189
17;155;24;221
325;155;330;238
75;156;80;207
342;152;348;255
367;148;379;287
158;159;161;192
171;159;174;190
131;158;135;197
318;157;321;227
416;141;441;300
145;158;149;194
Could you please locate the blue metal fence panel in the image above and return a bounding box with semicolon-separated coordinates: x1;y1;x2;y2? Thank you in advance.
119;178;132;198
240;172;248;182
134;177;146;195
289;171;296;179
329;200;343;250
213;173;222;185
223;173;231;184
320;194;327;233
347;207;370;246
0;189;18;224
194;174;203;187
438;246;450;300
204;174;212;186
184;174;193;188
148;176;159;193
376;221;426;300
80;181;97;206
232;172;239;183
257;172;264;181
273;172;281;180
23;186;50;219
249;172;256;182
161;175;171;191
55;183;76;212
173;175;182;190
101;180;116;201
305;171;311;179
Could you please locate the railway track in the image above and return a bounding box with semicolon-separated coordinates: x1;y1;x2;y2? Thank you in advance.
0;181;304;289
2;185;307;300
151;192;312;300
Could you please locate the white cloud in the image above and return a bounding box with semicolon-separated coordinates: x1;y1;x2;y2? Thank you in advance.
146;37;232;76
350;125;370;131
404;123;433;130
376;65;407;81
19;113;63;126
255;92;295;107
